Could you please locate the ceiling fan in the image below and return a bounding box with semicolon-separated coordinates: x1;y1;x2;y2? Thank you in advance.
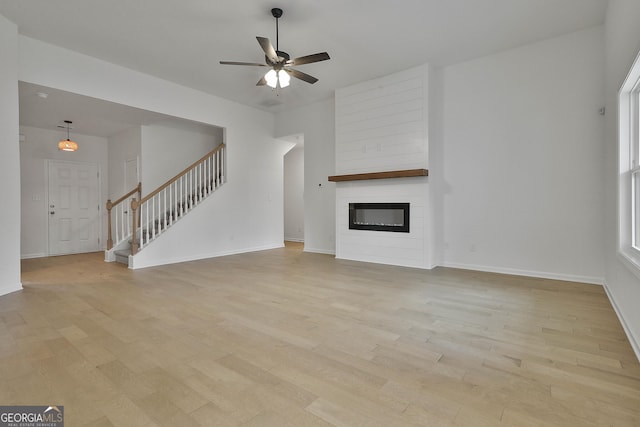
220;8;330;89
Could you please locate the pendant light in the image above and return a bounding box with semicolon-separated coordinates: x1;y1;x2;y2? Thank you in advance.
58;120;78;152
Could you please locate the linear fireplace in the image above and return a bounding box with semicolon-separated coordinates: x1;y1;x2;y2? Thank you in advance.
349;203;410;233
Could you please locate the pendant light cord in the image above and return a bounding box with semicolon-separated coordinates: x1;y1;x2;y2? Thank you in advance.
65;120;72;140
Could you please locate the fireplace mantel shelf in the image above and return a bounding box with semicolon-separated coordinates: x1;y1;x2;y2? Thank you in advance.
328;169;428;182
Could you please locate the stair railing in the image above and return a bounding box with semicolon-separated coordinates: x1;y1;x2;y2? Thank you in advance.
106;182;142;250
130;143;226;255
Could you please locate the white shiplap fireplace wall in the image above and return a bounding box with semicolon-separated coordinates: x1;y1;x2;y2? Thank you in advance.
334;65;435;269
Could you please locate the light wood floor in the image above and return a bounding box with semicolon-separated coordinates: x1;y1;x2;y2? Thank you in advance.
3;243;639;426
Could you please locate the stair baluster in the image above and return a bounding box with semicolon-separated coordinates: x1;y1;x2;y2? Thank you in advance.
136;143;225;253
106;144;225;259
106;182;142;250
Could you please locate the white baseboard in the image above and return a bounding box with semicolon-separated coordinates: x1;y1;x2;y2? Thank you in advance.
0;282;22;297
603;282;640;363
440;261;604;285
20;252;47;259
303;247;336;255
336;254;433;270
284;238;304;243
130;243;285;270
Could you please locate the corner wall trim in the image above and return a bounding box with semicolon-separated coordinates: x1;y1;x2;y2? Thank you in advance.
603;282;640;363
0;283;23;297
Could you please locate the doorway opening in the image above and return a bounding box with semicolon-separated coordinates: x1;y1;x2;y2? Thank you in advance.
283;134;304;245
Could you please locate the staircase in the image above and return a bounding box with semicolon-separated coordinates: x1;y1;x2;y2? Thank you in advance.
105;144;226;267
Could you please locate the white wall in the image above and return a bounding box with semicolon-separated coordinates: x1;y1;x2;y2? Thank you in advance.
20;126;109;258
604;0;640;358
131;136;292;268
0;15;21;296
428;67;445;268
275;98;336;254
284;145;304;242
335;66;429;174
441;26;605;284
141;120;223;195
17;36;285;269
108;126;141;199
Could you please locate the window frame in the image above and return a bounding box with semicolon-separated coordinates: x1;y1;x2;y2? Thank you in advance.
618;50;640;277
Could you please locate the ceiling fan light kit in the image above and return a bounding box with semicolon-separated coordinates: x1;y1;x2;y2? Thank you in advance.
220;7;330;90
265;69;290;88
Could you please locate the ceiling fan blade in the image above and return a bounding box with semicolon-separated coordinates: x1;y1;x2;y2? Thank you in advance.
256;76;267;86
286;68;319;84
257;37;278;63
220;61;268;67
290;52;330;66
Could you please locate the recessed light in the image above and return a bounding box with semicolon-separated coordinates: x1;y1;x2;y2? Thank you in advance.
35;91;48;99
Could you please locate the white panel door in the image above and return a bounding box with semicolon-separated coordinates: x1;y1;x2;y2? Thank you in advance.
124;157;139;192
48;161;100;255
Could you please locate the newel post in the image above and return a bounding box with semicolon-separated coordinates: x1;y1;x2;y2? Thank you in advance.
106;199;113;250
136;182;142;227
130;198;139;255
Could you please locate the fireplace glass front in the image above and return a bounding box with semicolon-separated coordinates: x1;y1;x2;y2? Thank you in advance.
349;203;410;233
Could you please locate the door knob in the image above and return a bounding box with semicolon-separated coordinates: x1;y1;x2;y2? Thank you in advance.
50;211;55;215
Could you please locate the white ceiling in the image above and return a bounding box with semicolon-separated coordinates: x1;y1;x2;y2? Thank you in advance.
18;82;200;137
1;0;608;137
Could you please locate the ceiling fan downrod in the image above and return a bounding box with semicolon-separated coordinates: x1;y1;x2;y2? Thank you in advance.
272;8;283;57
